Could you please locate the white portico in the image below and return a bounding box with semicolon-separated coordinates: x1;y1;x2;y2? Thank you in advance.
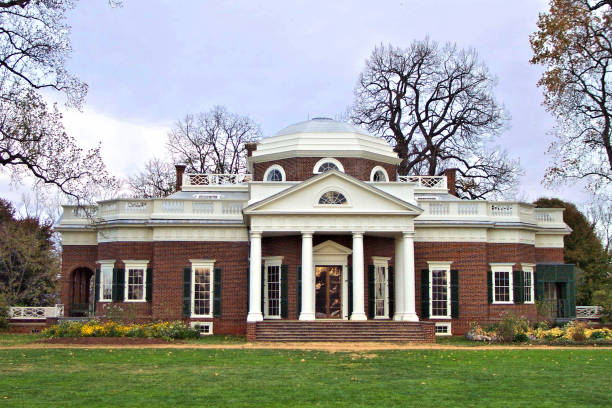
244;170;422;323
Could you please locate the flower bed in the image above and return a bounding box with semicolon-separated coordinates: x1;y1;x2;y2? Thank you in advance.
43;320;200;340
467;315;612;344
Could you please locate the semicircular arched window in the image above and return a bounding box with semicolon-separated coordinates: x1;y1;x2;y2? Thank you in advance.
373;170;387;182
318;162;339;173
318;191;348;205
266;169;283;181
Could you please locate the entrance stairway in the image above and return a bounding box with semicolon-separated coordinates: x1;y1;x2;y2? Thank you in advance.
251;320;435;342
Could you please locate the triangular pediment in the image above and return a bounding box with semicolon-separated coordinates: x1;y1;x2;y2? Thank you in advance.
312;240;352;255
244;170;423;215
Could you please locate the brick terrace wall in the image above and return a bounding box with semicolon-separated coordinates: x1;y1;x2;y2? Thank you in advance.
61;245;98;317
253;157;397;182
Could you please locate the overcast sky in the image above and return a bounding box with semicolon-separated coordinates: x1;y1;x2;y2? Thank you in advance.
1;0;591;207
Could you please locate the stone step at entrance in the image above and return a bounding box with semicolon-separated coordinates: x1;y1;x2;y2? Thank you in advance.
249;320;435;342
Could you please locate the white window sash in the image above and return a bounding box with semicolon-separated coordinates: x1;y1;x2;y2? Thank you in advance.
523;269;535;304
123;262;148;302
190;261;215;318
429;267;451;319
491;267;514;304
98;261;115;302
263;257;283;319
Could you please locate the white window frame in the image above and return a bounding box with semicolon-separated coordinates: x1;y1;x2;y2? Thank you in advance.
97;260;115;302
263;256;283;319
123;260;149;302
428;261;452;319
190;259;215;318
490;263;514;304
522;263;535;304
435;322;452;336
314;186;352;207
313;157;344;174
263;165;286;182
191;322;213;336
372;257;390;319
369;166;389;182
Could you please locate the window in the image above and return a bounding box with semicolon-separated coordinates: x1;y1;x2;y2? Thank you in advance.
263;165;285;182
123;261;148;302
318;191;348;205
98;260;115;302
428;262;451;318
313;158;344;174
370;166;389;182
523;264;535;304
191;260;215;317
263;256;283;318
435;322;452;336
490;264;514;304
191;322;213;336
372;257;390;318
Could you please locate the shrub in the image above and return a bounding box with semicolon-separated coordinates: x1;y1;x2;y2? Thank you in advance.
564;321;587;341
592;285;612;323
0;295;8;330
513;332;529;343
43;320;199;340
497;313;529;343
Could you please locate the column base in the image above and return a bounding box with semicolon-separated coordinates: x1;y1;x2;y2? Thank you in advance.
393;312;419;322
299;312;315;321
246;312;263;322
350;312;367;321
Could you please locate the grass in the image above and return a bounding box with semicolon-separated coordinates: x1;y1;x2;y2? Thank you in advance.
0;333;40;346
0;347;610;407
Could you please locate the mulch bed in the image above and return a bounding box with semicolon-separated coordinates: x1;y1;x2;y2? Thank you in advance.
39;337;180;345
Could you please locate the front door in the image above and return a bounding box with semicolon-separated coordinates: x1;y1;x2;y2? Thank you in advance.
315;266;342;318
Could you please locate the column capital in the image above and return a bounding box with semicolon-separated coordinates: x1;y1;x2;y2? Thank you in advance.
402;231;415;238
352;231;365;237
301;230;314;237
250;231;262;239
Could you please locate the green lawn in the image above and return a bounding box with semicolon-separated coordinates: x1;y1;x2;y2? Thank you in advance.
0;348;610;407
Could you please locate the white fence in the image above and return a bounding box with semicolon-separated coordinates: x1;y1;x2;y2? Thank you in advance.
576;306;602;320
8;305;64;320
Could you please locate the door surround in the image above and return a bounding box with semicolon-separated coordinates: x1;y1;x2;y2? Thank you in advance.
312;240;351;320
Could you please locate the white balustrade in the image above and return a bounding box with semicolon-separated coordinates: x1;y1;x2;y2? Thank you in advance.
490;203;514;217
8;305;64;320
576;306;602;319
397;175;447;189
429;202;450;215
184;173;250;186
458;202;479;216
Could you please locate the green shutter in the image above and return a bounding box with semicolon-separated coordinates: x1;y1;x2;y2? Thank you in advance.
421;269;429;319
388;266;394;319
513;270;523;304
94;268;100;312
213;267;222;317
182;267;191;317
368;265;375;319
281;265;288;318
261;265;265;315
296;266;302;318
145;268;153;302
112;268;124;302
451;269;459;318
487;270;493;304
348;266;353;318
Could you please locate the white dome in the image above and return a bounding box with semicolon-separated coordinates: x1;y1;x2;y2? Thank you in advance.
251;118;400;164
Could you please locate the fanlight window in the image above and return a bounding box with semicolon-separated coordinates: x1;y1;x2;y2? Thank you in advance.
373;170;387;182
318;191;348;205
266;169;283;181
318;162;339;173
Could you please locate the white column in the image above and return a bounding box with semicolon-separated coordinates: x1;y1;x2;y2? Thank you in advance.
247;232;263;322
351;232;367;320
401;232;419;321
393;236;405;320
299;232;315;320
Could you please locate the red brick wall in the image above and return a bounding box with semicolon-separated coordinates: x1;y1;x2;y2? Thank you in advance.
535;247;564;263
61;245;98;316
253;157;397;182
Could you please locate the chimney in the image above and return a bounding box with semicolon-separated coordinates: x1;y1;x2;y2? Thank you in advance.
245;142;258;157
175;164;186;192
444;168;457;197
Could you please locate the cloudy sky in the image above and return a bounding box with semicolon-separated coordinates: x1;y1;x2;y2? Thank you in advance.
1;0;590;206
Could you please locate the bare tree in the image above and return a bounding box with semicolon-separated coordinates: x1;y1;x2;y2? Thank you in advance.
586;194;612;253
350;40;521;199
167;106;261;174
530;1;612;192
126;157;175;198
0;1;118;205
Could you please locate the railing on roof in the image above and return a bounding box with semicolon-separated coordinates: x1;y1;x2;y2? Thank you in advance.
183;173;251;186
397;175;447;189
